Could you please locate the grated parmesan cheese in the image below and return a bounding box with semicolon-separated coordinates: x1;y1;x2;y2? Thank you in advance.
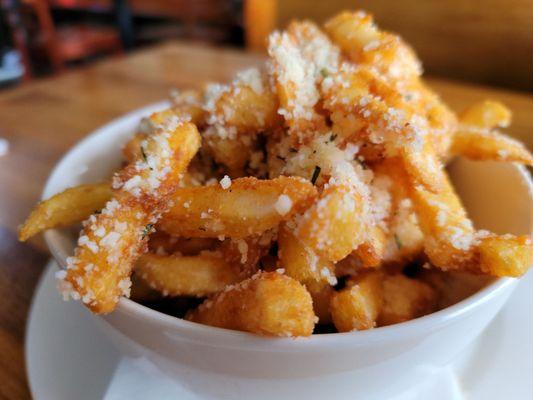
219;175;232;189
274;194;293;216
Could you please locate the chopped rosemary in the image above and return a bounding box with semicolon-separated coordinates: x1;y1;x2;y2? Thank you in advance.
320;68;329;78
310;166;321;185
329;134;337;142
140;145;147;161
140;145;153;170
394;234;403;249
141;224;154;239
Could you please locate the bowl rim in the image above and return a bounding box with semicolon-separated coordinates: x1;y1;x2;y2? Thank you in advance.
42;101;530;349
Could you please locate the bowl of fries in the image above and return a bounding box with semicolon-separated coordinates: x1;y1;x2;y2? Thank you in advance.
21;10;532;399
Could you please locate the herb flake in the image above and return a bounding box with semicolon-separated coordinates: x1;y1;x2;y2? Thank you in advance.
141;224;154;239
394;234;403;249
140;145;153;170
310;166;321;185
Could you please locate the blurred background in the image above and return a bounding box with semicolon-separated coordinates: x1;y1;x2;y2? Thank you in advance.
0;0;532;91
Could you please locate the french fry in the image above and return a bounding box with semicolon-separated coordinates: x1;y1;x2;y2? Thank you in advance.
459;100;511;129
295;182;366;262
352;225;387;268
202;135;252;177
159;176;317;238
330;270;383;332
268;24;331;139
278;224;336;323
401;142;475;269
451;128;533;165
202;69;280;174
136;252;245;297
18;183;111;241
378;274;438;326
452;100;532;165
372;159;424;266
475;234;533;277
186;272;316;337
324;11;421;82
203;69;280;135
58;111;201;313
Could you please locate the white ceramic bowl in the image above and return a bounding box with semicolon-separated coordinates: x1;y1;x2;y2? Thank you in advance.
43;103;533;399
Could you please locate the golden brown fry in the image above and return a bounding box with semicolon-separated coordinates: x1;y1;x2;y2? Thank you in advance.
268;24;334;139
459;100;511;129
453;100;532;165
59;112;201;313
451;128;533;165
330;271;383;332
401;142;475;269
202;69;280;174
372;159;424;266
186;272;316;337
202;135;252;177
136;252;245;297
378;274;438;326
324;11;421;82
295;183;366;262
476;234;533;277
278;224;335;323
18;183;111;241
353;224;387;268
159;176;317;238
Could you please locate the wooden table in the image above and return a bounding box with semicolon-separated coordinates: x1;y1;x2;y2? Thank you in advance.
0;41;532;399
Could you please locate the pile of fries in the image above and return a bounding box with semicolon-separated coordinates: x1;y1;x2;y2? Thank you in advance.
20;11;532;337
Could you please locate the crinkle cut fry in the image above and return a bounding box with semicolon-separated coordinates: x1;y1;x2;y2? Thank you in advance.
186;272;316;337
159;176;317;238
59;112;201;313
18;182;111;241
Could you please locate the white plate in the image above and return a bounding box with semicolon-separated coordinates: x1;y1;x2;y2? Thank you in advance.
26;261;533;399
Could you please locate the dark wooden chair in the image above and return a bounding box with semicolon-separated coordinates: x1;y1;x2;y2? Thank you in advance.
22;0;122;73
